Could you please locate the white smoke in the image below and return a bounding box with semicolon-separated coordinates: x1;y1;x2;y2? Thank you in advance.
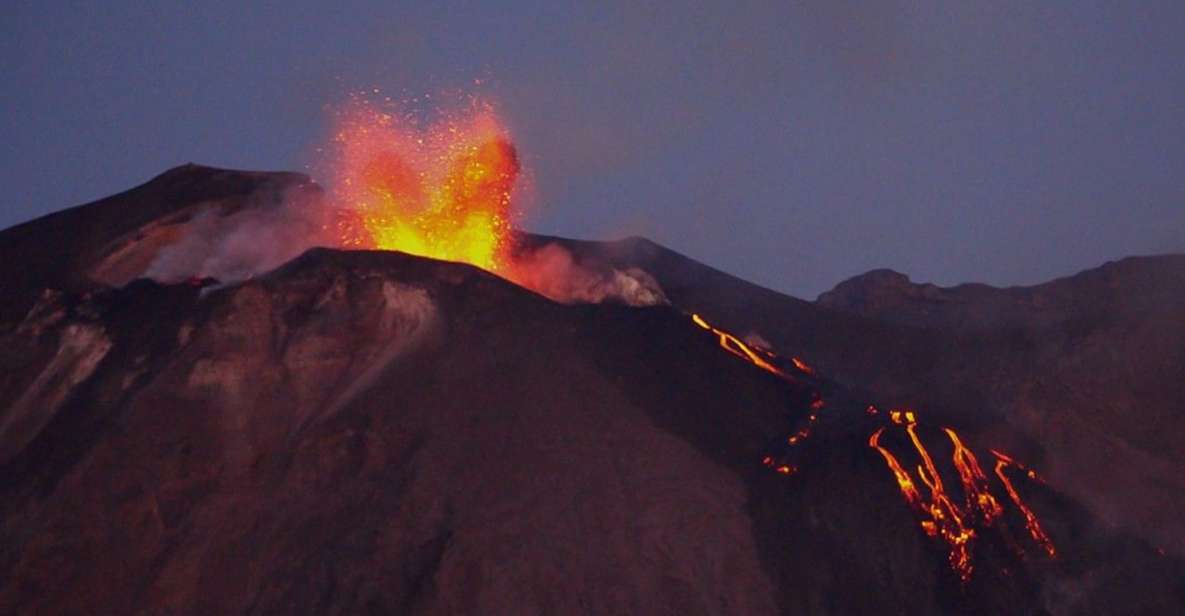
144;184;336;284
507;242;668;307
743;332;773;352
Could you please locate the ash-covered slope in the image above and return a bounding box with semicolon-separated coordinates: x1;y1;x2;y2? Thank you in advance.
1;166;1182;614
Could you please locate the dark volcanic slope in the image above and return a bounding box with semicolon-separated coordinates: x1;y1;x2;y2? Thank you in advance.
541;233;1185;559
0;164;313;323
2;166;1183;614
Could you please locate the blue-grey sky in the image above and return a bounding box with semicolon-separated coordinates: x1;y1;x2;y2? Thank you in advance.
4;1;1184;298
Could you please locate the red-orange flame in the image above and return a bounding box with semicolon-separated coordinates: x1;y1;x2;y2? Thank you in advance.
326;97;520;272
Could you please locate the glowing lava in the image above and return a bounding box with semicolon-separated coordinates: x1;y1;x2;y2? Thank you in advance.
946;428;1004;525
687;312;1059;581
870;409;1057;580
884;410;976;580
992;450;1057;557
690;313;795;381
326;97;520;272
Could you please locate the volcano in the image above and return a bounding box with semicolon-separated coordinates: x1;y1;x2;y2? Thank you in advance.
2;165;1183;614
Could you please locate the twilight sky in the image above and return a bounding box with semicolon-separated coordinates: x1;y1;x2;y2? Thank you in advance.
3;1;1184;298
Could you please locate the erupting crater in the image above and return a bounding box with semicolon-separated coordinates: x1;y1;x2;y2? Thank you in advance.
326;97;521;273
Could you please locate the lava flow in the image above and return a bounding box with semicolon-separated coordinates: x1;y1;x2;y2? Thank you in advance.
991;450;1057;557
946;428;1004;525
870;409;1057;580
690;313;808;382
326;97;520;272
690;313;822;476
875;411;976;579
688;312;1057;582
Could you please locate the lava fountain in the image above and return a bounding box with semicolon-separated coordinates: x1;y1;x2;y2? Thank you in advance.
326;96;521;273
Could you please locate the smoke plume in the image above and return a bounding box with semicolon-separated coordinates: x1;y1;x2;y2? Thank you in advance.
144;184;336;284
507;242;667;307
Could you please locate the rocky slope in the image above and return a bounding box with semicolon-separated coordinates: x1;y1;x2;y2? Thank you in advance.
552;235;1185;558
1;166;1182;614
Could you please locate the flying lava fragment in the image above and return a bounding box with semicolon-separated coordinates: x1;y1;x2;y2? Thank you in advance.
325;96;520;273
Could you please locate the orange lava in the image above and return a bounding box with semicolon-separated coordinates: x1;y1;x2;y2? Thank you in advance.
690;313;793;380
871;409;1058;580
869;427;925;511
991;450;1057;557
326;97;520;272
887;411;976;580
945;428;1004;525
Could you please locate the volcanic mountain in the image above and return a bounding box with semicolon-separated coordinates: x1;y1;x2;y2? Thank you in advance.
1;165;1182;614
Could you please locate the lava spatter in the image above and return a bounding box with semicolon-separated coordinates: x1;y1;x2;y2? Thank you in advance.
325;96;520;273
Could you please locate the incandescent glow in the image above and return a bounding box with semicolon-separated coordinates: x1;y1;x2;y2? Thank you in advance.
897;412;975;579
945;428;1004;525
690;313;797;381
991;450;1057;557
870;410;1057;580
686;314;1058;581
870;427;925;510
326;97;520;272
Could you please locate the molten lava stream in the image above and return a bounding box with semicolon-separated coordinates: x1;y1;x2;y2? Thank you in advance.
687;313;814;383
882;412;976;580
991;450;1057;558
870;409;1059;581
869;427;926;513
944;428;1004;525
688;313;823;478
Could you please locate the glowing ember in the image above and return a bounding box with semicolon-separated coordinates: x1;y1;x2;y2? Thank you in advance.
325;97;520;272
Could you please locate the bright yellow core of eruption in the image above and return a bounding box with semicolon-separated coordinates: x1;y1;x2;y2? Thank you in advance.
329;101;520;272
